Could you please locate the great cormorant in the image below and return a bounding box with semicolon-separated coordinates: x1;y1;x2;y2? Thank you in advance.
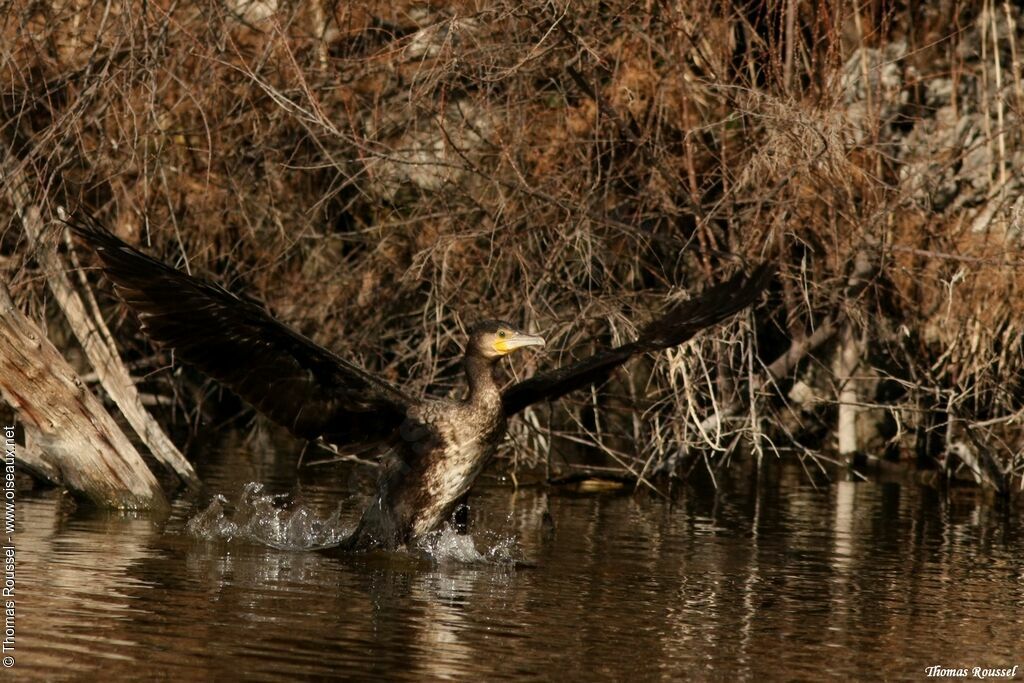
67;216;772;549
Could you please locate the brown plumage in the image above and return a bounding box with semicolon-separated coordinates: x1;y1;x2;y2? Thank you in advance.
66;214;772;549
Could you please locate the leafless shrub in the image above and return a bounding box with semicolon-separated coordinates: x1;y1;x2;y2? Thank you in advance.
2;1;1023;492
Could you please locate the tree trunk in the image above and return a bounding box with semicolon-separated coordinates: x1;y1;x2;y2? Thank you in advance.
835;323;861;462
836;251;874;464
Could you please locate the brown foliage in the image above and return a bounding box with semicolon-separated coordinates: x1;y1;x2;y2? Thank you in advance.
2;1;1023;489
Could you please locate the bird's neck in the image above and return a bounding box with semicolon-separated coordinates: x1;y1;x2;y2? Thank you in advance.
463;354;501;408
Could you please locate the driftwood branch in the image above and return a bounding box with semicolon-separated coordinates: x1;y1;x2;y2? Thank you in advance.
1;156;198;488
0;282;167;509
18;425;64;483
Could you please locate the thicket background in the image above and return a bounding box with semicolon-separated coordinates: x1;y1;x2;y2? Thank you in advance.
2;0;1022;492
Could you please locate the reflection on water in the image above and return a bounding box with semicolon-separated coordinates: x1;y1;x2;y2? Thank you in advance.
12;443;1024;681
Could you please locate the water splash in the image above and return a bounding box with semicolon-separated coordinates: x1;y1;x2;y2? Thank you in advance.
187;482;523;565
186;482;350;551
416;522;522;566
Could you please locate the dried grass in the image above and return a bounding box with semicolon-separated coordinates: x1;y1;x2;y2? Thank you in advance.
2;1;1023;491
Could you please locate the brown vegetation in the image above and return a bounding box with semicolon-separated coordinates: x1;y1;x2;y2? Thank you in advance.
1;1;1022;497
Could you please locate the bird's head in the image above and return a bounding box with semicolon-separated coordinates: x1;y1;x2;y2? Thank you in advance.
467;320;545;360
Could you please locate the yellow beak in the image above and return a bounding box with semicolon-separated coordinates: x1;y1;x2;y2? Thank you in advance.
494;333;546;355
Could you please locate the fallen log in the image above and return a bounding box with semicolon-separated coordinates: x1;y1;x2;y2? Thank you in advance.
0;155;197;487
0;282;167;510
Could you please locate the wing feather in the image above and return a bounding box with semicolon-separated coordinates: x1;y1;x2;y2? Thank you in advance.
66;215;413;446
501;264;773;416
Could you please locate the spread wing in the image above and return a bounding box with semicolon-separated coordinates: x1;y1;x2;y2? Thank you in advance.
66;214;413;447
501;264;774;416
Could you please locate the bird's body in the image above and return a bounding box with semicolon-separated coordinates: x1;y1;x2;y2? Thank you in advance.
67;214;772;550
403;389;505;537
348;355;510;548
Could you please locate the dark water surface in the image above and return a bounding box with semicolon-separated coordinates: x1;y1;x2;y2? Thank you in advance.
12;439;1024;681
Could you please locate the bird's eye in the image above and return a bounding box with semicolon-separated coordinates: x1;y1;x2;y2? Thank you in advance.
497;331;507;338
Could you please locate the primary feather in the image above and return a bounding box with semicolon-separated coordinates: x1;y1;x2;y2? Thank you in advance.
501;264;773;416
65;215;411;448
